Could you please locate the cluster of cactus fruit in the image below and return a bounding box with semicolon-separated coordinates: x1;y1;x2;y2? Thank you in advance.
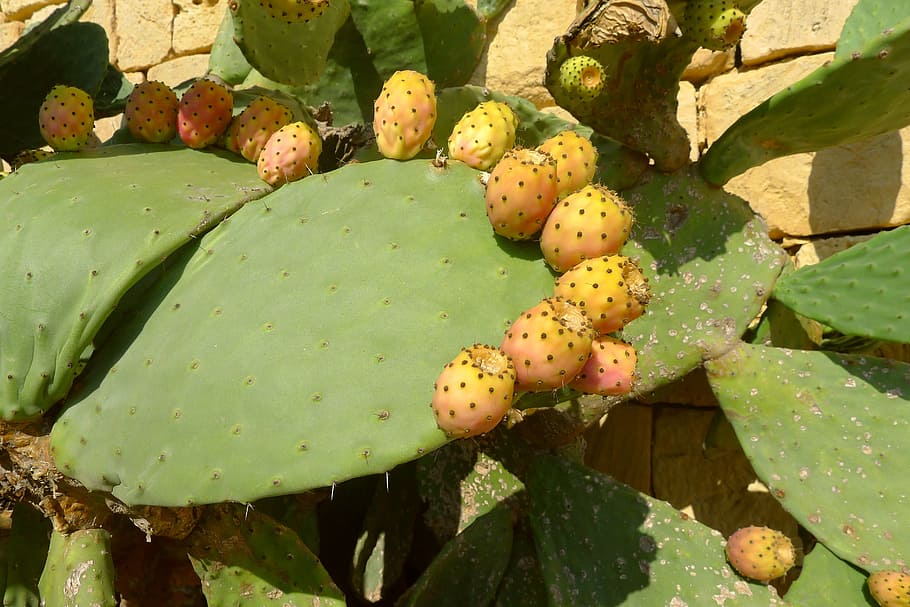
2;0;910;604
34;77;322;187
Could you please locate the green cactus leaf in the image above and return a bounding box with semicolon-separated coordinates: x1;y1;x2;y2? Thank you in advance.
349;0;428;79
3;503;50;607
187;504;345;607
0;22;109;158
527;455;787;605
231;0;350;87
398;505;513;607
772;226;910;343
49;158;557;506
208;7;253;85
92;63;134;120
37;529;116;607
475;0;511;21
0;0;91;68
835;0;908;61
701;13;910;184
414;0;486;88
491;528;548;607
0;145;269;420
619;168;786;396
705;342;910;570
351;464;421;603
783;542;873;607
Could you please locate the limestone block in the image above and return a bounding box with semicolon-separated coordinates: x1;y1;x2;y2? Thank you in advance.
173;0;226;55
677;80;698;162
1;0;61;21
681;47;734;84
741;0;858;66
94;115;123;144
468;0;578;108
146;53;210;88
701;52;910;238
22;2;55;27
0;19;22;52
83;0;116;62
115;0;173;71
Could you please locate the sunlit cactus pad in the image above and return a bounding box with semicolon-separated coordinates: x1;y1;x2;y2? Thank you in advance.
0;145;268;420
50;158;557;506
619;168;786;395
527;455;787;605
706;342;910;570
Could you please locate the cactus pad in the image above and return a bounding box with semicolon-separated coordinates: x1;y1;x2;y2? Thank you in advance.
0;145;268;420
50;158;557;506
38;529;116;607
527;455;786;605
772;225;910;343
706;342;910;570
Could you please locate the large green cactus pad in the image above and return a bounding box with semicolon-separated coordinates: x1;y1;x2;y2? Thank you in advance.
783;543;870;607
0;145;268;420
772;225;910;343
527;455;787;605
50;159;557;506
38;529;116;607
706;342;910;570
619;168;786;395
701;11;910;185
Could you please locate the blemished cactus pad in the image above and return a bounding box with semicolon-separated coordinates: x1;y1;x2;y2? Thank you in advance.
706;342;910;570
771;225;910;343
0;144;269;420
527;455;787;605
617;168;786;396
38;529;116;607
49;159;557;506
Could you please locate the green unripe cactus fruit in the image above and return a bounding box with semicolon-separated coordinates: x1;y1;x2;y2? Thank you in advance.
725;526;796;583
557;55;606;105
868;570;910;607
259;0;329;24
684;0;747;51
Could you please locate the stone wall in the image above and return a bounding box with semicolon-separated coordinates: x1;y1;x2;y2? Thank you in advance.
2;0;907;256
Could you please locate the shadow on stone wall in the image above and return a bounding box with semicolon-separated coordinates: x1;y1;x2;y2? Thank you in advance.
807;130;903;236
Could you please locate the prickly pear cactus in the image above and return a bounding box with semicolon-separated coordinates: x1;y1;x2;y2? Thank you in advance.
37;529;116;607
49;156;557;506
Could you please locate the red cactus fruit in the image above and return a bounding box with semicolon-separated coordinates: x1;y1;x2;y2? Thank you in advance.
38;85;95;151
124;80;179;143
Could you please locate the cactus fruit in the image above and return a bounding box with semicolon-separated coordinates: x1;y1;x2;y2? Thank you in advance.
500;297;596;392
539;184;633;273
124;80;179;143
37;84;95;151
684;1;747;51
447;101;519;171
724;526;796;583
557;55;606;105
536;130;598;200
868;570;910;607
373;69;438;161
569;335;636;396
431;344;517;438
259;0;329;23
11;148;55;170
222;116;243;155
485;147;559;240
256;121;322;186
553;255;650;334
178;77;234;149
232;95;294;162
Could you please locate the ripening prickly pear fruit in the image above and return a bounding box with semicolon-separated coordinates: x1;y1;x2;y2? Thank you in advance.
221;115;243;155
725;526;796;583
38;85;95;151
569;336;636;396
553;255;651;334
124;80;179;143
485;147;559;240
233;96;294;162
536;130;598;199
257;121;322;186
540;184;633;273
868;570;910;607
501;297;596;392
684;0;747;51
178;77;234;149
431;344;516;438
259;0;329;23
373;70;437;160
448;101;518;171
558;55;606;105
11;149;55;170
